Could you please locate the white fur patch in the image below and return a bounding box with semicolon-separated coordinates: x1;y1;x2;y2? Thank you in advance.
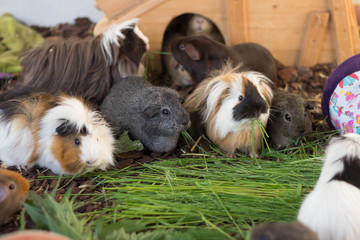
134;25;150;50
101;18;140;64
298;133;360;240
0;118;34;167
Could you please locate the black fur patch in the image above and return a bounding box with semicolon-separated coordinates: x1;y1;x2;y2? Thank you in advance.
0;87;39;122
56;120;87;136
232;80;268;121
331;155;360;190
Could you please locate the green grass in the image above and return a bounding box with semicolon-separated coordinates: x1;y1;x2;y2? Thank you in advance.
22;130;333;240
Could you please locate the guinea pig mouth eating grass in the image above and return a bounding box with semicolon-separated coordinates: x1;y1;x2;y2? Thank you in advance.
184;64;273;158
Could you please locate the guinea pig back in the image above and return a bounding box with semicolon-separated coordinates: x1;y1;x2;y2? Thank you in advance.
101;76;190;153
184;65;273;157
20;18;149;105
0;88;114;175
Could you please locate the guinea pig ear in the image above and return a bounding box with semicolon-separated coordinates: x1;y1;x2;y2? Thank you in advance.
56;120;77;136
140;93;162;118
141;103;161;118
181;43;200;60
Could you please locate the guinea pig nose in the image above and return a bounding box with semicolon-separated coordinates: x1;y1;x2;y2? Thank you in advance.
87;159;96;165
299;130;306;135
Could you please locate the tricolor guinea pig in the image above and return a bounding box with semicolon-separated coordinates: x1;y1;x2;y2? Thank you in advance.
184;64;273;157
0;169;30;225
298;133;360;240
0;87;115;175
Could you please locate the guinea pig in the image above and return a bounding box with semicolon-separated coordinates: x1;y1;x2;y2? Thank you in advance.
161;13;225;88
20;18;149;105
298;133;360;240
184;63;273;157
0;169;30;225
100;76;191;153
267;90;312;149
250;221;319;240
186;14;225;43
0;87;115;175
171;35;278;85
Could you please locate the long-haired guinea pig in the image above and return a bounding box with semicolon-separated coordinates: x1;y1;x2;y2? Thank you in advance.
0;87;114;175
20;18;149;105
267;90;312;149
184;63;273;157
298;133;360;240
101;76;191;153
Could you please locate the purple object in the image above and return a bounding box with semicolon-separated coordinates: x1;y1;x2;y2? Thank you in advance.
0;73;14;79
321;53;360;128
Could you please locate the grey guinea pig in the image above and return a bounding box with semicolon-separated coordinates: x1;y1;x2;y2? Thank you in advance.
251;221;319;240
266;90;312;149
100;76;191;153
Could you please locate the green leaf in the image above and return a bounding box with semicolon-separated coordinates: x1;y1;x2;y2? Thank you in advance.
114;131;143;154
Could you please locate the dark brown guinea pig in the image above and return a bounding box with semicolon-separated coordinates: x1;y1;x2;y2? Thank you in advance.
161;13;225;88
251;221;319;240
171;35;277;85
266;90;312;149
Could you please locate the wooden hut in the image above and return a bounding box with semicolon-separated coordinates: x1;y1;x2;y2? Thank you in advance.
94;0;360;67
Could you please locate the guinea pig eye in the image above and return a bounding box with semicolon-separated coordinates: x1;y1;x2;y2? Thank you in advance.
285;113;291;121
8;183;15;190
306;103;311;110
238;95;244;101
74;138;81;146
161;108;170;116
179;44;186;50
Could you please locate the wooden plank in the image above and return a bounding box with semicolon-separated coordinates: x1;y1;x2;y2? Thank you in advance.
227;0;248;44
346;0;360;53
330;0;357;63
297;11;330;67
96;0;167;21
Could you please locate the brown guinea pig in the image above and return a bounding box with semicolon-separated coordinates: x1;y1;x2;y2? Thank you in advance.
266;91;312;149
161;13;225;88
251;221;319;240
0;169;30;225
0;87;115;175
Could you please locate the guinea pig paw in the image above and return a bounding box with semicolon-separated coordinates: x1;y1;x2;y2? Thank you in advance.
248;152;259;159
16;165;28;173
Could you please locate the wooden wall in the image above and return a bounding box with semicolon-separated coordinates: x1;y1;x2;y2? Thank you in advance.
95;0;360;66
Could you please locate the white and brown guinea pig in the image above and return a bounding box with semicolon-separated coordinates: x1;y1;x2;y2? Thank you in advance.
0;87;114;175
184;64;273;157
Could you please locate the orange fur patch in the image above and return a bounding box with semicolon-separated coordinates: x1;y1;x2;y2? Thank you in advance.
50;135;87;175
207;119;262;157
